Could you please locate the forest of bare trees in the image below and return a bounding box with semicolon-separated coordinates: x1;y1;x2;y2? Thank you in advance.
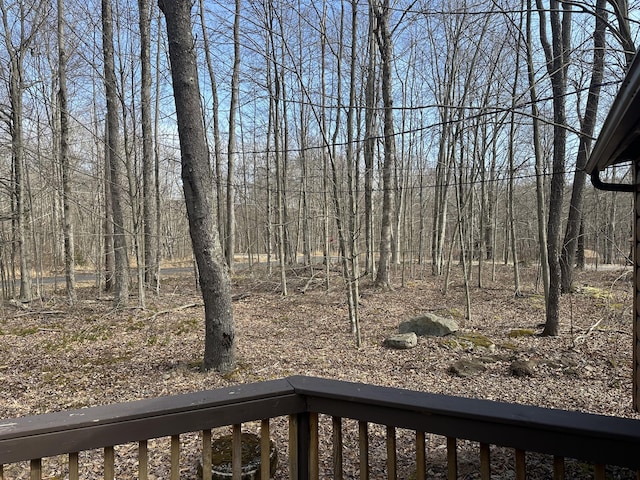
0;0;637;333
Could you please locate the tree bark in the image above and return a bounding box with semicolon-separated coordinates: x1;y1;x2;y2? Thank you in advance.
159;0;235;372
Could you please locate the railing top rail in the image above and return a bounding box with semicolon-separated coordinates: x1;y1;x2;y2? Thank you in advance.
288;376;640;469
0;377;302;464
2;375;640;469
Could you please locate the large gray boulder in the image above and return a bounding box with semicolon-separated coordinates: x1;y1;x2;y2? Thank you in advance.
399;314;459;337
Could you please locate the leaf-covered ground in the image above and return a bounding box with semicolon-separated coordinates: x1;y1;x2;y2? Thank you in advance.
0;263;637;478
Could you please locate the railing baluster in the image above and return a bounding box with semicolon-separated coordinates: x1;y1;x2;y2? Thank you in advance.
446;437;457;480
30;458;41;480
332;416;343;479
480;443;490;480
69;452;79;480
104;446;114;480
260;420;270;480
386;426;397;480
515;449;526;480
594;464;606;480
359;420;369;480
289;414;298;479
416;431;426;480
138;440;148;480
202;430;212;480
309;413;319;480
170;435;180;480
232;424;242;480
553;455;565;480
289;412;311;479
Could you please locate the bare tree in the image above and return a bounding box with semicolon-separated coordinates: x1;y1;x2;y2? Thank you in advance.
371;0;396;289
159;0;235;372
526;0;550;303
198;0;224;243
57;0;76;304
537;0;572;336
139;0;158;292
226;0;241;272
0;0;46;302
560;0;607;293
102;0;129;308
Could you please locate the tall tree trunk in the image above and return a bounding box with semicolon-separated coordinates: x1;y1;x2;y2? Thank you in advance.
0;0;37;302
102;0;129;308
347;0;361;345
526;0;550;303
226;0;240;272
58;0;76;304
139;0;157;291
266;4;287;295
372;0;395;289
154;10;163;293
198;0;224;243
538;0;572;336
363;4;377;277
560;0;607;293
103;122;114;293
159;0;235;373
508;10;523;297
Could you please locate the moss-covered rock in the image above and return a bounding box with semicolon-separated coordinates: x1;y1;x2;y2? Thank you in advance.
455;332;496;353
508;329;536;338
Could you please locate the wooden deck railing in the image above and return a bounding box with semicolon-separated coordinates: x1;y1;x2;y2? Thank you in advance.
1;375;640;479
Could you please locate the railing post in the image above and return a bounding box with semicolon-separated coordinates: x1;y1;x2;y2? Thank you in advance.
289;412;310;480
634;158;640;412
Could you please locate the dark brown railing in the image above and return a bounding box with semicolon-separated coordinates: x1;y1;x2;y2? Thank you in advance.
1;375;639;479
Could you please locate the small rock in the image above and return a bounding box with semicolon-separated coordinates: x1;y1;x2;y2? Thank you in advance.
448;359;486;377
384;332;418;349
510;360;535;377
